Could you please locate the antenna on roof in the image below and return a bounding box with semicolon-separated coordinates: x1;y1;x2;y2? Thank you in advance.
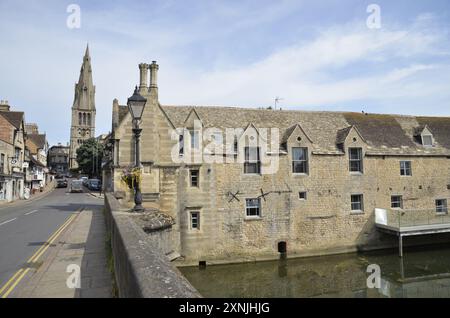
274;97;284;110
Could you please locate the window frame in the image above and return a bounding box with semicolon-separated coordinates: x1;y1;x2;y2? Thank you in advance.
292;147;309;175
190;211;200;230
422;134;433;147
244;146;261;174
351;194;364;213
436;199;448;214
349;147;363;173
400;161;412;176
189;129;200;150
391;195;403;209
0;153;4;173
245;198;261;218
190;169;199;188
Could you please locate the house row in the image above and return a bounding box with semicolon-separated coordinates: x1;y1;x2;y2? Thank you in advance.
0;100;49;202
103;62;450;262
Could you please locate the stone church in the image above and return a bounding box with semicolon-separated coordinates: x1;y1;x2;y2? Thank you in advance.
69;45;96;169
103;62;450;263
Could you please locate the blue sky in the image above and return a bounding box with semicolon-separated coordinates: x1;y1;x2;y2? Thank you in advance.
1;0;450;145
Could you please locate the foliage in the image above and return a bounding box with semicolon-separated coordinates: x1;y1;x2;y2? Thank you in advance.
120;166;141;190
76;138;104;177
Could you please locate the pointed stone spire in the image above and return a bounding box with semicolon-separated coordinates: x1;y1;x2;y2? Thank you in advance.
74;44;95;110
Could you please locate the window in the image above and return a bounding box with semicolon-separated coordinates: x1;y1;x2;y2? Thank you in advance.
292;147;308;174
349;148;363;173
190;169;199;187
246;198;261;217
0;154;4;173
422;135;433;147
87;113;91;126
190;212;200;230
351;194;364;212
179;134;184;156
244;147;261;174
436;199;448;214
391;195;403;209
190;130;200;150
78;113;82;125
400;161;412;176
299;192;307;200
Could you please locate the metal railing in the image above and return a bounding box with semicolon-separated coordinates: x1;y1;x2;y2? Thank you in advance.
375;208;450;229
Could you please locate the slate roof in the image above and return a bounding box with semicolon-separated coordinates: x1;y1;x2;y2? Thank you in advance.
117;103;450;156
27;134;46;149
0;111;24;129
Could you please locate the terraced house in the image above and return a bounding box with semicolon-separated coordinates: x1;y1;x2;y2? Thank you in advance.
0;100;26;203
104;62;450;262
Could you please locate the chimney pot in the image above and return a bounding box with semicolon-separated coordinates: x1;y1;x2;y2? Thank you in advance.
138;63;150;93
149;61;159;90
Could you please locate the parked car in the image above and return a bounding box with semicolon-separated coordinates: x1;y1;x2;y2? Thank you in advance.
56;179;68;188
87;179;102;191
80;176;89;186
70;180;83;193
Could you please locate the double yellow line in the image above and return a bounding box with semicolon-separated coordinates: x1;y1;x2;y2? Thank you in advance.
0;211;80;298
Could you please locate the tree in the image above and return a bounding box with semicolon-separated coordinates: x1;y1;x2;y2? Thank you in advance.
76;138;104;177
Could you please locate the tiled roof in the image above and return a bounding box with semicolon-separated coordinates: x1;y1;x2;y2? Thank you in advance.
0;111;24;129
27;134;46;148
160;105;450;156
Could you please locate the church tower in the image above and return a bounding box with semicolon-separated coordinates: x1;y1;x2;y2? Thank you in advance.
69;45;96;169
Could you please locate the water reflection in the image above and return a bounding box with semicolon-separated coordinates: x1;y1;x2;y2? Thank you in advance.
179;245;450;298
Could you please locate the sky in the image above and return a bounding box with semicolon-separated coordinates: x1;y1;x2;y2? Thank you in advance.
1;0;450;146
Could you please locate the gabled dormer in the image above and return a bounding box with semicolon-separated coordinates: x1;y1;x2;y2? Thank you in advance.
336;125;366;150
282;123;313;149
337;125;367;174
416;125;434;147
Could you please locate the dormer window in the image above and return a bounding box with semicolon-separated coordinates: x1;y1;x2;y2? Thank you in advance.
422;134;433;147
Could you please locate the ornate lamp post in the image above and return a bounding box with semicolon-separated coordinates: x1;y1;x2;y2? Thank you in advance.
127;86;147;212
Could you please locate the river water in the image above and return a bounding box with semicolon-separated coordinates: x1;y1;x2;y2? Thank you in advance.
180;245;450;298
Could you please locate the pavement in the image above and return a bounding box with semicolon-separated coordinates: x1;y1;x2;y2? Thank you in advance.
0;184;112;298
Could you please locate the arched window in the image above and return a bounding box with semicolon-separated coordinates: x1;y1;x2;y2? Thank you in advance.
83;113;86;125
78;113;82;125
87;113;91;126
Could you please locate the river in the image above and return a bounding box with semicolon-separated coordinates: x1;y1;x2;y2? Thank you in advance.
179;245;450;298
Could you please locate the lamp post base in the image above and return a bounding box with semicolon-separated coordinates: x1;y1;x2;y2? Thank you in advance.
133;190;145;212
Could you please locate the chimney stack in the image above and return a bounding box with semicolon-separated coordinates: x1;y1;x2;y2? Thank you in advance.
138;63;150;93
149;61;159;91
0;99;10;112
112;98;119;130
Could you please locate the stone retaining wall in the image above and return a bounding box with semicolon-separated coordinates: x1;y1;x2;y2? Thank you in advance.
104;193;200;298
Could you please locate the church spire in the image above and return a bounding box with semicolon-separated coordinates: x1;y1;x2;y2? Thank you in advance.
84;43;90;58
74;44;95;110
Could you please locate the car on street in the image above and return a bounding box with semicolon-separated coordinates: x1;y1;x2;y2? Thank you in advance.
56;179;68;188
80;176;89;186
70;180;83;193
87;179;102;191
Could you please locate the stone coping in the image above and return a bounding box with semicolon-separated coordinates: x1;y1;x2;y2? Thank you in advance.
104;193;200;298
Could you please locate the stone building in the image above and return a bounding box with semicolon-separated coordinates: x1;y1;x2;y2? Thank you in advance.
25;132;49;190
69;45;96;170
0;100;26;202
104;62;450;262
48;143;70;175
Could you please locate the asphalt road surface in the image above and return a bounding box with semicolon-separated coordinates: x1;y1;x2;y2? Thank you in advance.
0;186;102;295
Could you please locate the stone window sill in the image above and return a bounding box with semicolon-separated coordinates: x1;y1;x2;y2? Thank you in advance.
244;216;262;221
350;211;364;215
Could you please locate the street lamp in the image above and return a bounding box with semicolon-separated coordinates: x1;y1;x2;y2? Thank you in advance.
127;86;147;212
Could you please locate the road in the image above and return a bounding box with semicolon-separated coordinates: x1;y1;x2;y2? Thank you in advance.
0;185;102;297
